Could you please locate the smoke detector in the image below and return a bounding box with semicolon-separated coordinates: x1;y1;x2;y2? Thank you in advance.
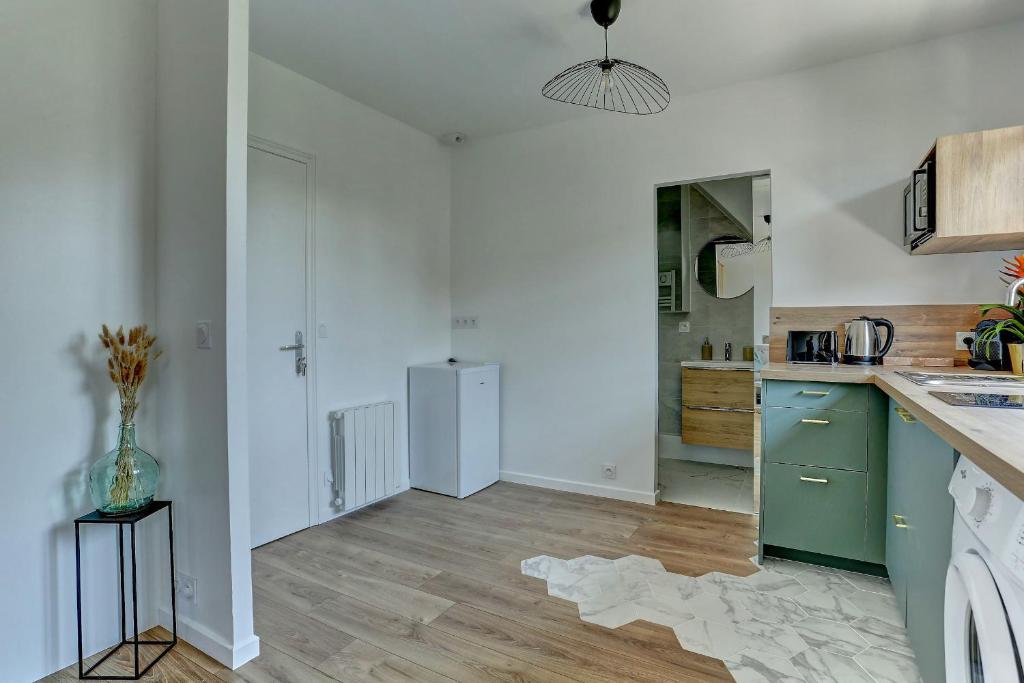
440;132;468;146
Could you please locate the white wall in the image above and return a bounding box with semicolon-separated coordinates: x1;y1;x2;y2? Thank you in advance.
0;2;158;680
451;21;1024;502
696;176;754;237
155;0;257;668
752;175;772;345
247;55;452;522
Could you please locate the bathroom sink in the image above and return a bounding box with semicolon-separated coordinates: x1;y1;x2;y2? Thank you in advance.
895;371;1024;387
680;360;754;370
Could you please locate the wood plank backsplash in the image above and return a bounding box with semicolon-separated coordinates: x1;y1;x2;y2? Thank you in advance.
769;305;991;366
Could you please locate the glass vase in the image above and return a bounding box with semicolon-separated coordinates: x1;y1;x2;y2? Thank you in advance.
88;423;160;515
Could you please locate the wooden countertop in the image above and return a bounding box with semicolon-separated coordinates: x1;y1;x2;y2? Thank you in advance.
761;363;1024;498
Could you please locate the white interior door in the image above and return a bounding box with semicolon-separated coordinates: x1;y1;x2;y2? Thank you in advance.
247;143;312;548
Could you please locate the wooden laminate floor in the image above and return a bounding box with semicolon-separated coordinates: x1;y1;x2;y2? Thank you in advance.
44;482;758;682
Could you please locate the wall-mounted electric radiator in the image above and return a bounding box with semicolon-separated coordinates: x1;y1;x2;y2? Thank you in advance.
328;401;397;511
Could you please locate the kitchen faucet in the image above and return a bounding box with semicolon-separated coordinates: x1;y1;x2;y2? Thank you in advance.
724;342;732;361
1006;277;1024;306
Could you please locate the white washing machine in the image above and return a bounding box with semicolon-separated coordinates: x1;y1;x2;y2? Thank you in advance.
946;456;1024;682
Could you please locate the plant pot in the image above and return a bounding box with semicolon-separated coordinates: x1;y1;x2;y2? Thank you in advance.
1009;343;1024;376
88;423;160;515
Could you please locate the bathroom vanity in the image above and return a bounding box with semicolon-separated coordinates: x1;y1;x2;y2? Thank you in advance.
680;361;755;451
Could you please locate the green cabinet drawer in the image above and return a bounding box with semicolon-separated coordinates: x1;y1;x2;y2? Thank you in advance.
763;407;868;471
763;380;868;412
762;462;867;560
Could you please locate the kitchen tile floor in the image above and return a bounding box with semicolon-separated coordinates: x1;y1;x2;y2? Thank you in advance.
659;458;755;513
523;553;921;683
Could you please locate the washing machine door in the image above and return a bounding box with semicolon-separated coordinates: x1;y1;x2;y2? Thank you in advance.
945;551;1019;682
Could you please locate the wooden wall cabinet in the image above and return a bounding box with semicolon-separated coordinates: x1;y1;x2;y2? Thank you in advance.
913;125;1024;254
681;368;754;450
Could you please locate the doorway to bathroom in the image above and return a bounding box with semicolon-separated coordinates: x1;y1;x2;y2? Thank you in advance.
655;172;771;514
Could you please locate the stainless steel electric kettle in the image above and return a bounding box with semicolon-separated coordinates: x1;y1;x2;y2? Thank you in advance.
842;316;895;365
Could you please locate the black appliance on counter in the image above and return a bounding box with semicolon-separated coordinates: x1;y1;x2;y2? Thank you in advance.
965;321;1009;371
786;330;838;364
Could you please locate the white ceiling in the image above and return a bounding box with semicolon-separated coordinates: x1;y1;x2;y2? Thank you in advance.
251;0;1024;139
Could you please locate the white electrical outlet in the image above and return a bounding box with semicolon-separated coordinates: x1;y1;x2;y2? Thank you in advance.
678;322;690;333
955;331;973;351
602;464;617;480
175;572;197;604
452;316;480;330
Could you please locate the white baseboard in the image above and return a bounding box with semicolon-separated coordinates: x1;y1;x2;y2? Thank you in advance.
657;433;753;468
159;609;260;669
499;470;657;505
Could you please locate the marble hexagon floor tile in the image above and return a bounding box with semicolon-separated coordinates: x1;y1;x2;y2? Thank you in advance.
522;553;923;683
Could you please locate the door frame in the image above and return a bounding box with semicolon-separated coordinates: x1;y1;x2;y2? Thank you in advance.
651;169;771;502
247;135;320;527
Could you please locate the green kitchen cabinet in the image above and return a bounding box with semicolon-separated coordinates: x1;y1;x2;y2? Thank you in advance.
762;380;869;412
760;380;888;566
886;399;957;683
761;462;870;558
763;406;868;471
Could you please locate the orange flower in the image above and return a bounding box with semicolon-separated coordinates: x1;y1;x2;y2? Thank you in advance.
1001;254;1024;283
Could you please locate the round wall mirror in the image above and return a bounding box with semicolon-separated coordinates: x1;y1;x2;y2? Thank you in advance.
694;237;755;299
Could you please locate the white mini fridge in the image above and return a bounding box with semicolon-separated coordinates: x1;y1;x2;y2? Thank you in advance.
409;361;499;498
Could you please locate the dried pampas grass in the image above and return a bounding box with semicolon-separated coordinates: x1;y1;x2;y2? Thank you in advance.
99;324;160;507
99;324;160;424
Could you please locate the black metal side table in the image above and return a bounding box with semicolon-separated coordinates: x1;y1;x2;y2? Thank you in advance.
75;500;177;680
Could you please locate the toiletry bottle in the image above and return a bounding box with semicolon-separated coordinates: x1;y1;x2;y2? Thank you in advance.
701;337;713;360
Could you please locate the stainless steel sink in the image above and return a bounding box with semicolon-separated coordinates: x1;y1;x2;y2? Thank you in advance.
896;370;1024;387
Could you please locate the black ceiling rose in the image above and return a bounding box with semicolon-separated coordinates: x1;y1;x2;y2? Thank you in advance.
543;0;669;115
590;0;621;28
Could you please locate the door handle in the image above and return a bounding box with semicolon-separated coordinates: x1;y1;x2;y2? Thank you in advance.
895;406;917;424
800;418;830;425
799;476;829;484
280;331;306;376
893;514;908;528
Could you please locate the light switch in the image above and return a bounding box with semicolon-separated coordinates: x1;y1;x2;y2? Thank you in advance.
196;321;212;349
678;322;690;333
318;322;328;339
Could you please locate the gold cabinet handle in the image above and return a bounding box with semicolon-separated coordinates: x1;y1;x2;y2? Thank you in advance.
800;390;831;396
800;418;830;425
893;514;909;528
799;476;829;484
895;406;917;424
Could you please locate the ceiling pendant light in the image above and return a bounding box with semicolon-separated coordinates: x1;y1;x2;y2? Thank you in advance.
542;0;669;115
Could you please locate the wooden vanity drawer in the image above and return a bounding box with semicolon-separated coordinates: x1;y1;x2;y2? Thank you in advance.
682;368;754;410
762;380;868;412
682;406;754;450
762;462;867;560
763;407;867;471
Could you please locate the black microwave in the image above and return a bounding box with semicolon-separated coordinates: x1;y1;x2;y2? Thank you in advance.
904;160;935;250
